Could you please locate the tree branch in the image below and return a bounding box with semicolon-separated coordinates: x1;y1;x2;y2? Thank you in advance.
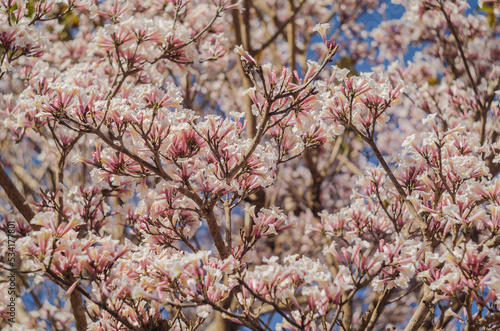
403;288;435;331
0;161;39;230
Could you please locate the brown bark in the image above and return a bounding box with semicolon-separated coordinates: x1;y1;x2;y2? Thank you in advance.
70;292;88;331
403;289;435;331
231;4;256;139
0;162;37;227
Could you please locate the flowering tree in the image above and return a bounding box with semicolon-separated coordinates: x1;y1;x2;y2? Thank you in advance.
1;0;500;330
